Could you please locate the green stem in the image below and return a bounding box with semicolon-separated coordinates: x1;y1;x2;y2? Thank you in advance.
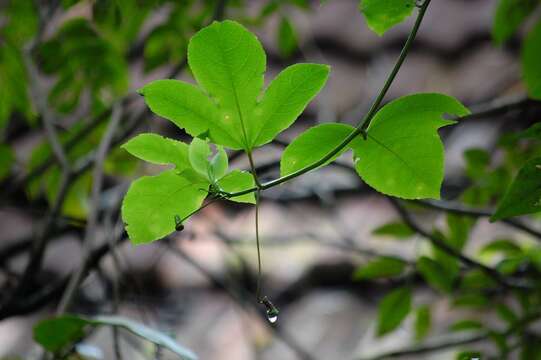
225;0;431;199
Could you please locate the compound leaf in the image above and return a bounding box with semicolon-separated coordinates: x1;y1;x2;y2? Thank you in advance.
350;93;469;199
142;21;327;151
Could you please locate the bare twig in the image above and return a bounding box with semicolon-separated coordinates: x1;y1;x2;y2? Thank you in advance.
388;198;530;290
57;104;123;314
417;199;541;241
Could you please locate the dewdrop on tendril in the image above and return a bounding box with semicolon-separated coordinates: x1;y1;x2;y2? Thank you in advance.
260;296;279;324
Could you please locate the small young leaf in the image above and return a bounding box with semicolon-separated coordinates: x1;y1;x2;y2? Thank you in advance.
492;0;539;44
277;17;298;58
377;286;412;337
280;123;359;176
358;0;415;36
372;221;415;239
253;63;330;147
122;133;189;170
209;146;228;181
414;305;431;341
416;256;454;293
218;170;256;204
353;257;407;280
491;156;541;221
522;20;541;100
189;138;212;179
33;315;89;352
350;93;469;199
121;170;208;244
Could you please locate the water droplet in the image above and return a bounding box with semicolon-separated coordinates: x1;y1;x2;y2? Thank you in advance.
260;296;279;324
267;312;278;323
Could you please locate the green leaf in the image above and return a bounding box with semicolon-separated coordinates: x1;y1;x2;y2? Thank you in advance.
209;146;228;181
491;156;541;221
449;319;483;332
0;42;33;130
480;239;522;257
121;170;208;244
377;286;411;337
452;294;489;308
252;63;330;147
34;315;197;359
414;305;431;341
492;0;539;44
33;315;89;353
138;80;233;146
188;20;265;149
460;269;497;290
0;144;15;181
464;148;490;180
218;170;256;204
358;0;415;36
277;17;298;58
122;133;190;170
350;93;469;199
142;21;328;151
352;257;407;280
280;123;359;176
518;122;541;140
496;303;518;325
372;221;415;239
522;20;541;100
189;137;212;179
416;256;454;293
